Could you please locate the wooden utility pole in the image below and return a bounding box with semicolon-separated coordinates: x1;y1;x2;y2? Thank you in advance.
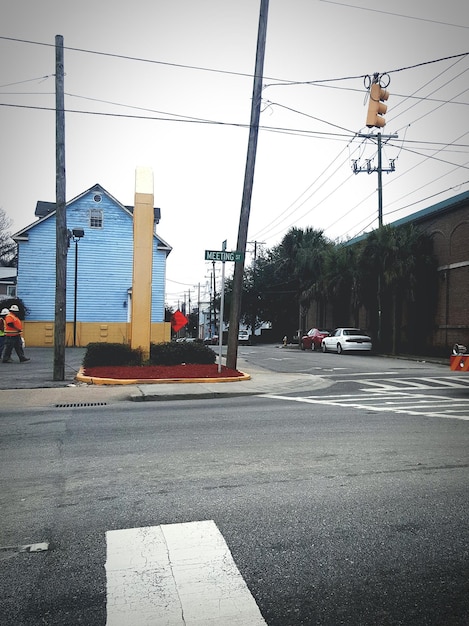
53;34;67;380
226;0;269;370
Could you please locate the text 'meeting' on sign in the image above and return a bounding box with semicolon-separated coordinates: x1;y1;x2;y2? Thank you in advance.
205;250;244;262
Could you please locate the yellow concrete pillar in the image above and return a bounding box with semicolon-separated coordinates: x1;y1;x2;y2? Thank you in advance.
130;167;154;359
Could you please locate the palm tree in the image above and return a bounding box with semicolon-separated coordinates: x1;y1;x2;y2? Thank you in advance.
280;227;331;331
359;223;437;354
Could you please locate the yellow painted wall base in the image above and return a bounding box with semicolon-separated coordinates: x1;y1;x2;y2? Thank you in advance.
23;321;171;347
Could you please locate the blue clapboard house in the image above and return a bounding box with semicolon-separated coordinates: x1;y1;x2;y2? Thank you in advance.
13;183;172;346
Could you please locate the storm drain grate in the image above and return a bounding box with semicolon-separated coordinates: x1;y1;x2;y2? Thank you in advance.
55;402;108;408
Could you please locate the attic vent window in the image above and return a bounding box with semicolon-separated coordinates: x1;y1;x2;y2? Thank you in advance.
93;194;102;203
89;208;103;228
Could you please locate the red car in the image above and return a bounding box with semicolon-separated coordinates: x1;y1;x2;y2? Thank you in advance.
300;328;330;351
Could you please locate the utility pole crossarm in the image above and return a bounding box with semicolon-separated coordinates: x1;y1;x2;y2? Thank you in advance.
353;132;398;228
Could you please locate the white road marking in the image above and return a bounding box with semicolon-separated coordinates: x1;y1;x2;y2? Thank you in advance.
420;376;469;388
263;392;469;420
105;520;267;626
379;378;432;389
357;377;469;391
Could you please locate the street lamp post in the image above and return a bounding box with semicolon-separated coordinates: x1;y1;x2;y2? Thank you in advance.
69;228;84;346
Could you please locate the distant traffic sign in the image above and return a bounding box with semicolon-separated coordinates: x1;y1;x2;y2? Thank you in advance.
205;250;244;262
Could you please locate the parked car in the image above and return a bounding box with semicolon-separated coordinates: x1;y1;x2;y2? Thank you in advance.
238;330;251;344
203;335;219;345
300;328;330;351
321;327;372;354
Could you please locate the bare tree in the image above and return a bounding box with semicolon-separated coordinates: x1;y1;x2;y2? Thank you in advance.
0;208;17;266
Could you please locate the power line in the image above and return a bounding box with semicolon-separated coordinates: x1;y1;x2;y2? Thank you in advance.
345;180;469;242
252;140;363;241
388;140;469;170
4;82;469;109
0;35;295;85
391;64;469;131
0;100;360;143
2;35;467;256
256;54;469;244
0;74;55;89
2;35;467;89
263;99;357;134
318;1;469;31
265;53;469;88
384;181;469;218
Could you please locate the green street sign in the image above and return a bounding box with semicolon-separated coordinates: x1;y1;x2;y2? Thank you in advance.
205;250;244;262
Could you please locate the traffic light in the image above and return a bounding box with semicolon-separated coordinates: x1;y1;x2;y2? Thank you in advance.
366;82;389;128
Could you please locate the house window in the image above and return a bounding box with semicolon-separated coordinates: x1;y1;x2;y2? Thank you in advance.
89;208;103;228
6;285;16;297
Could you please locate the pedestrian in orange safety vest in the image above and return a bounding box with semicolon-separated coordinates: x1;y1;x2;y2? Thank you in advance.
2;304;30;363
0;307;8;360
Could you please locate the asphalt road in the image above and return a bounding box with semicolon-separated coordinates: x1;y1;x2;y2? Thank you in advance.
239;342;448;375
1;360;469;626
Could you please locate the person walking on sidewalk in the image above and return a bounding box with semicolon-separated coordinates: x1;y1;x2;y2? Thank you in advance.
2;304;30;363
0;307;8;360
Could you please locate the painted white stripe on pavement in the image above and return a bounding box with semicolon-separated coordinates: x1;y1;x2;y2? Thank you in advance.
105;520;267;625
264;393;469;420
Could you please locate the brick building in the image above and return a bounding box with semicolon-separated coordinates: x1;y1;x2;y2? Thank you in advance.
303;190;469;354
392;190;469;352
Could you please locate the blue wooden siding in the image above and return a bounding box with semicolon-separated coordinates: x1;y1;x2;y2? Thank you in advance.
17;219;56;320
17;188;169;323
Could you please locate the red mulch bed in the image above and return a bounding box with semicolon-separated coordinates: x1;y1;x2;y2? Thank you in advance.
83;363;243;380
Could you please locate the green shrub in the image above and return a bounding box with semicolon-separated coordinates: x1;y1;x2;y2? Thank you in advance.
82;341;216;367
150;342;216;365
83;342;143;367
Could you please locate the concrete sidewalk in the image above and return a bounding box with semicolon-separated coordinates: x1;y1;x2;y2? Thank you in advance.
0;346;330;409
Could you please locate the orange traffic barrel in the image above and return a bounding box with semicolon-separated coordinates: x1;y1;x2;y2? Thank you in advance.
450;355;469;371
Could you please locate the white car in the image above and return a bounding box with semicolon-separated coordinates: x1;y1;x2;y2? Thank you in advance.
321;327;372;354
238;330;251;344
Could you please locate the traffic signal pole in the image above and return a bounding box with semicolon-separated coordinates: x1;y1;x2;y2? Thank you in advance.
354;73;398;348
377;132;383;227
353;131;397;345
355;72;398;226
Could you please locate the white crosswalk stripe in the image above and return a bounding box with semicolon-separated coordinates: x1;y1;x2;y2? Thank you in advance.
264;391;469;420
105;520;267;626
356;376;469;391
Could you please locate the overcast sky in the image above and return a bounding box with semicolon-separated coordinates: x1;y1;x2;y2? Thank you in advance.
1;0;468;308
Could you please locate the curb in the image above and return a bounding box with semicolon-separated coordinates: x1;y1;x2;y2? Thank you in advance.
129;387;259;402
